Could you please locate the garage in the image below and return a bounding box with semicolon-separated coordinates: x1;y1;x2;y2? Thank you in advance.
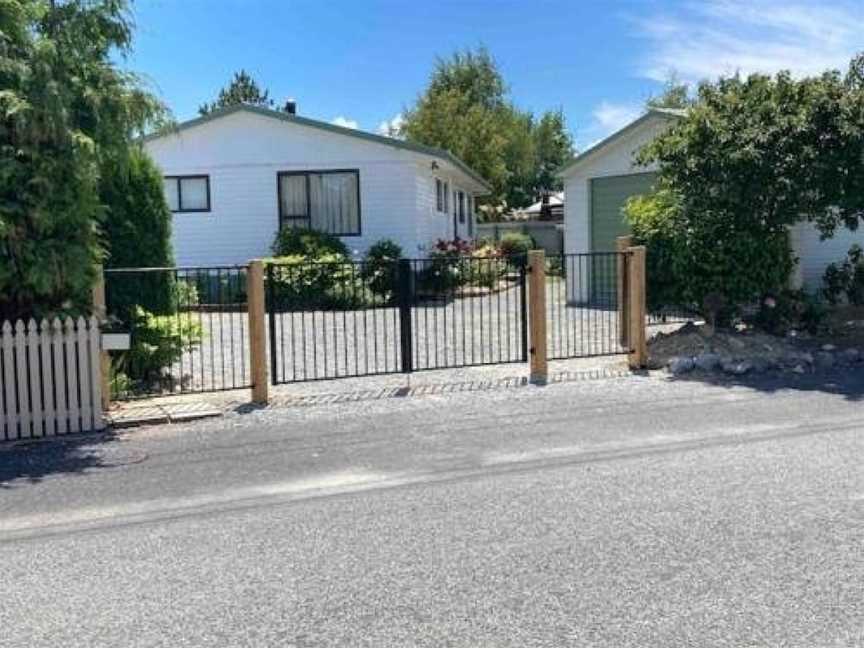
590;172;657;251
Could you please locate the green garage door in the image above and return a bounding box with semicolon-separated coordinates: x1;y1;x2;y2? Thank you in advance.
590;172;657;251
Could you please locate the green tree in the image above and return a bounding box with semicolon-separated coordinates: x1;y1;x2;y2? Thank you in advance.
628;59;864;320
199;69;276;115
400;47;573;212
100;147;175;315
647;74;692;110
0;0;164;321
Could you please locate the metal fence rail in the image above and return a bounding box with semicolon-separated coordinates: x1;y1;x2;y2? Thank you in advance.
407;257;527;372
545;252;629;360
267;256;528;384
267;260;403;383
105;265;250;399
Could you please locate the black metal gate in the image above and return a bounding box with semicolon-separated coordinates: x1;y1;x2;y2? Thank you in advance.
267;256;528;384
545;252;630;360
104;265;251;399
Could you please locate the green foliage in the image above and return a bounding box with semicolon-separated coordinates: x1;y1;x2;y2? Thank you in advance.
361;239;403;300
822;244;864;305
746;291;828;336
497;232;534;266
625;189;794;322
632;60;864;320
272;227;349;258
101;147;175;314
400;47;573;210
0;0;166;321
647;73;693;110
115;306;204;394
267;254;372;310
199;69;276;115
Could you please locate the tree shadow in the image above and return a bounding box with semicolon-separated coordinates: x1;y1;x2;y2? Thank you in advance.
668;366;864;401
0;431;144;489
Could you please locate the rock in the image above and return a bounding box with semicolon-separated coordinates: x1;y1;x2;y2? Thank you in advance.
798;351;815;365
668;356;695;375
791;364;806;374
693;352;721;371
750;357;776;373
815;351;835;370
821;343;836;352
722;360;752;375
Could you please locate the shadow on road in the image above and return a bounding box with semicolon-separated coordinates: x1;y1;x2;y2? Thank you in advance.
0;432;145;489
669;367;864;402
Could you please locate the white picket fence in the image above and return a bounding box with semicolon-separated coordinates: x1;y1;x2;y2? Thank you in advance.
1;316;103;441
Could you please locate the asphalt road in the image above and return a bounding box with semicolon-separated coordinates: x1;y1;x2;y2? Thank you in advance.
1;370;863;647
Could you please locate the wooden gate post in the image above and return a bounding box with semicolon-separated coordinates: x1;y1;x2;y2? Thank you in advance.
616;236;632;348
91;265;111;412
527;249;548;384
626;245;648;369
247;260;269;404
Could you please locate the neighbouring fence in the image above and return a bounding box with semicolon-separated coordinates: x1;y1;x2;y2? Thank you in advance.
104;265;251;400
545;252;629;359
1;316;103;441
266;256;528;384
476;221;564;256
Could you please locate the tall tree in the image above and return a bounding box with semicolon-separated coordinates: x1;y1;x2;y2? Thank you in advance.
647;75;692;110
0;0;164;321
400;47;573;211
199;69;276;115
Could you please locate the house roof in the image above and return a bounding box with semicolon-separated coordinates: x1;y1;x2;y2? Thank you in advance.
523;192;564;214
557;107;686;177
144;104;492;193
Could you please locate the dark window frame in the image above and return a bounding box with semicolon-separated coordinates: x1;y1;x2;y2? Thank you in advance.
276;168;362;237
164;174;211;213
457;190;466;224
442;180;450;214
435;178;444;212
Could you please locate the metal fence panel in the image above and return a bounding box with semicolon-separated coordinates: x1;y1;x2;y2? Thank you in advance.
546;252;629;360
105;266;250;399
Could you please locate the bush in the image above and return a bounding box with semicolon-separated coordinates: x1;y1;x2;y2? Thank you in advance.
822;245;864;305
361;239;403;300
102;148;175;316
272;228;349;258
746;290;827;335
626;188;793;325
465;243;504;288
267;253;375;310
114;306;204;393
497;232;533;267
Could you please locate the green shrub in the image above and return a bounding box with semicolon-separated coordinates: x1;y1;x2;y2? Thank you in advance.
361;239;403;300
272;228;349;257
625;188;793;324
465;243;504;288
746;290;827;335
115;306;204;393
822;245;864;305
497;232;533;266
102;148;175;316
267;253;376;310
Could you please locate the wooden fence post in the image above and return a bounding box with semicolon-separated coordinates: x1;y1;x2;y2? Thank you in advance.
626;245;648;369
248;260;269;404
616;236;633;348
91;265;111;412
527;249;548;384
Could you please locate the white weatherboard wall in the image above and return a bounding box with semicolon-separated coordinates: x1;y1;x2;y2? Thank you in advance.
563;113;671;256
791;221;864;291
145;110;482;266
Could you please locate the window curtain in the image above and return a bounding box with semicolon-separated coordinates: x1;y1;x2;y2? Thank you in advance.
179;177;209;210
309;172;358;234
280;175;308;227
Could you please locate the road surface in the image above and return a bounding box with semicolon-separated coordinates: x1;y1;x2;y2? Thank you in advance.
1;370;863;646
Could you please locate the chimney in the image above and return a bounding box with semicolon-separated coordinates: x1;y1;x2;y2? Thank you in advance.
284;99;297;115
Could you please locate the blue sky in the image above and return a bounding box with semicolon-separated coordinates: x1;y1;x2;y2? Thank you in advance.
127;0;864;149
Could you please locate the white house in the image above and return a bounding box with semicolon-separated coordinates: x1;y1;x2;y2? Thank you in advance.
144;105;490;266
559;107;864;292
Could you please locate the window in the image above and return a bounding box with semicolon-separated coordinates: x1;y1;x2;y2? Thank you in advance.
442;180;450;213
164;175;211;212
467;195;474;236
457;191;466;224
435;178;444;212
277;169;361;236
